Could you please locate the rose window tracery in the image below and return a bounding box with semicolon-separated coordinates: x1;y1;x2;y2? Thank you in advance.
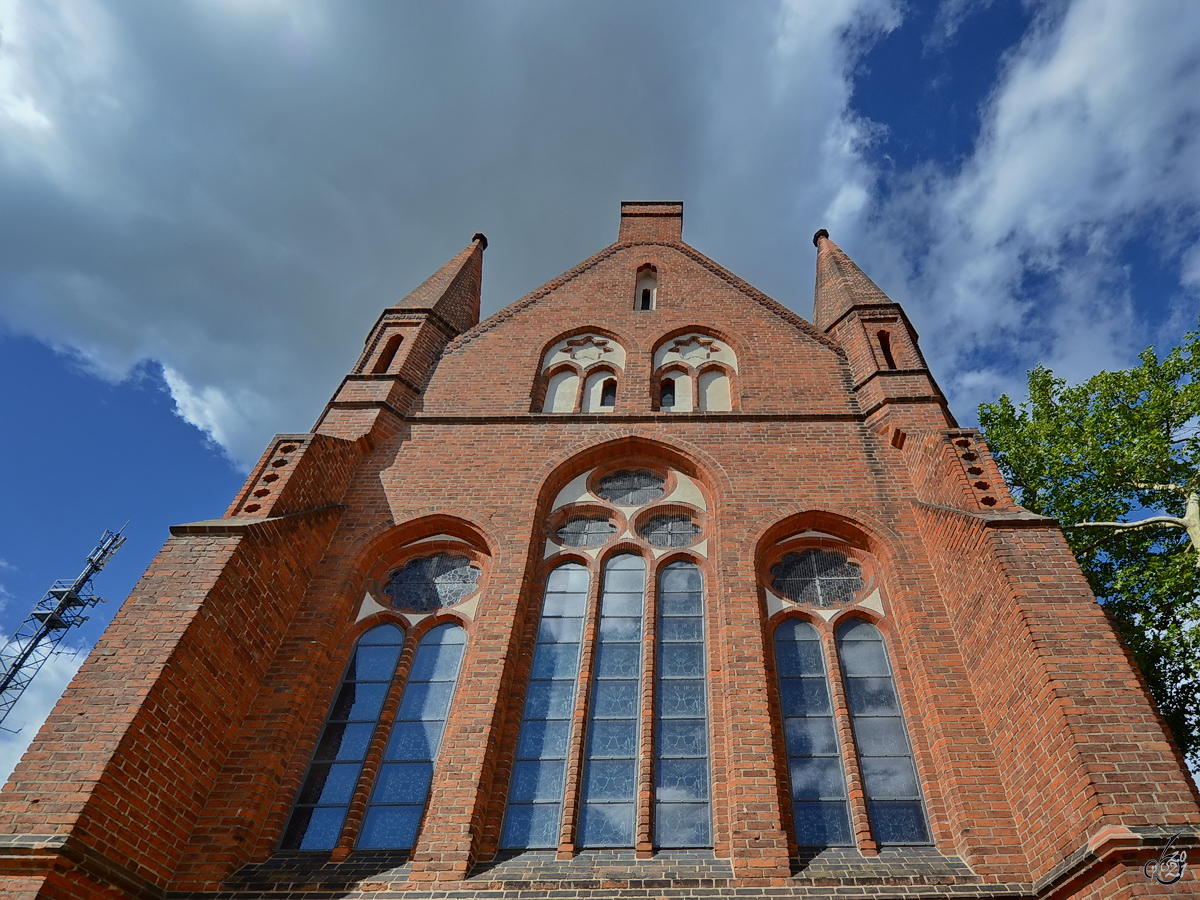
384;553;481;612
769;549;864;608
596;470;666;506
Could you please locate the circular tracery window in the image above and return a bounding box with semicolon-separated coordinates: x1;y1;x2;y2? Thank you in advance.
770;549;864;608
596;470;665;506
556;516;618;547
384;553;481;612
639;514;700;548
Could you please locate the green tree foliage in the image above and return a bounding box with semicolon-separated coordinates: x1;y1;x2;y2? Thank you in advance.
978;328;1200;767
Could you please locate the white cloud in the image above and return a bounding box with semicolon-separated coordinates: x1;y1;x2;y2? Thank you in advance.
0;0;907;468
864;0;1200;411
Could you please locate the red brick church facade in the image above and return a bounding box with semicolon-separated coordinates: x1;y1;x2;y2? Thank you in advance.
1;202;1196;898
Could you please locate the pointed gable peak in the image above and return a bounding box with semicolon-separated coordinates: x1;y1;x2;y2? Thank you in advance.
394;234;486;335
812;229;893;331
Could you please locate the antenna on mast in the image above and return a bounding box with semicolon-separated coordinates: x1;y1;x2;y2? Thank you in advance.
0;527;127;729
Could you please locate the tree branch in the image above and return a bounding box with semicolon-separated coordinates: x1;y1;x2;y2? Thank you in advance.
1132;481;1188;494
1069;515;1189;532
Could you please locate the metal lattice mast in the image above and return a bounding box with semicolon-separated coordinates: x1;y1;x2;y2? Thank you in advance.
0;527;126;728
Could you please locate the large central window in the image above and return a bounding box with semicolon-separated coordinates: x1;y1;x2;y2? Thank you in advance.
501;465;712;854
501;554;711;850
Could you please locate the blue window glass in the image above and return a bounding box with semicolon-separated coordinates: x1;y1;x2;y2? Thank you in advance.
357;623;467;849
774;619;852;847
835;619;929;845
281;623;404;851
654;561;711;847
501;562;589;848
579;554;645;847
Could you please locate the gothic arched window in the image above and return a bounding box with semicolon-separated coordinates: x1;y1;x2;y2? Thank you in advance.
501;562;589;848
579;553;646;846
835;619;929;845
774;619;851;846
539;334;626;413
358;623;467;849
281;623;405;851
652;333;737;412
654;560;712;847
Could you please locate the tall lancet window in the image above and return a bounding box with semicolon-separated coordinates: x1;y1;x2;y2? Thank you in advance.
501;562;589;848
579;554;646;846
774;619;851;846
281;623;405;851
358;623;467;849
654;560;712;847
836;619;929;845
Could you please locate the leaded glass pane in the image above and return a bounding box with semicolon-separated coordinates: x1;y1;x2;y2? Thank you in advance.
502;563;589;849
861;757;920;799
661;616;704;642
579;802;634;846
660;564;702;593
584;760;637;800
655;803;710;847
867;801;930;844
660;644;704;678
773;618;851;847
359;806;423;851
385;553;481;612
595;643;641;678
596;469;666;506
538;617;585;643
658;680;705;717
501;803;560;849
282;623;405;851
509;760;567;802
282;806;347;852
350;645;405;681
837;637;889;677
591;679;639;717
779;677;832;716
372;762;435;804
793;801;853;847
789;757;848;800
516;719;571;759
599;616;642;641
654;561;711;847
835;620;929;845
556;516;618;548
579;554;644;848
357;623;467;850
783;717;839;756
639;514;701;548
656;759;709;802
385;721;440;760
296;763;359;806
523;680;577;719
770;550;864;608
533;643;584;679
329;682;388;722
314;723;375;761
845;677;901;716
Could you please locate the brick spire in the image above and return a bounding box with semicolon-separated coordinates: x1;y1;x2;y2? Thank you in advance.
812;228;892;331
394;233;487;335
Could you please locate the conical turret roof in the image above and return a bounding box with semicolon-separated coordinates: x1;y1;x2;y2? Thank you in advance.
812;229;893;331
394;233;487;335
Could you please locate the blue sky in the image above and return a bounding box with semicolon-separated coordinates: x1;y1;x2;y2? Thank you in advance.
1;0;1199;776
